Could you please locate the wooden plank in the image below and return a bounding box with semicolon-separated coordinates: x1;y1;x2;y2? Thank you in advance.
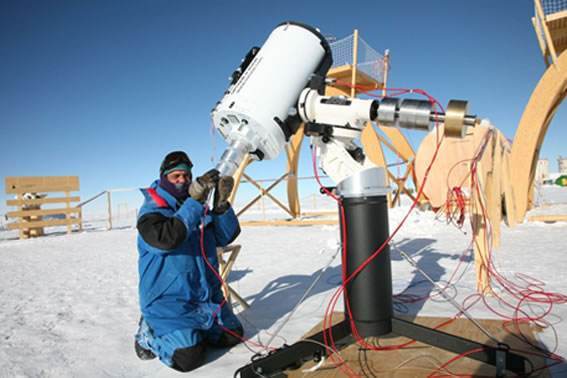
16;193;25;240
382;49;390;97
535;0;559;64
78;207;83;232
301;211;336;216
528;214;567;222
502;152;518;227
286;124;304;218
7;207;81;218
5;185;78;194
6;196;80;206
240;219;338;227
350;29;359;97
548;25;567;41
327;66;382;91
532;16;550;65
290;314;546;378
471;162;490;294
546;9;567;23
377;126;415;162
491;133;504;247
5;176;79;194
65;190;72;234
327;65;352;78
242;172;293;217
483;133;500;249
7;217;81;230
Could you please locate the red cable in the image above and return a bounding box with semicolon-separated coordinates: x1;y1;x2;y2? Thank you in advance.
451;130;567;372
427;347;484;378
198;206;276;353
315;81;566;374
310;85;447;375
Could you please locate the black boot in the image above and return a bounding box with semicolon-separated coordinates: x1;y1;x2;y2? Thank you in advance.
209;325;244;348
135;316;156;360
171;343;206;372
135;340;156;360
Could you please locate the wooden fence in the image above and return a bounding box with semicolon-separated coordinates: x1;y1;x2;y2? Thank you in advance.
5;176;82;239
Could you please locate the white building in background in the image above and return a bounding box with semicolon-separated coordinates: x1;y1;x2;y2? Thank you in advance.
559;156;567;174
535;158;549;184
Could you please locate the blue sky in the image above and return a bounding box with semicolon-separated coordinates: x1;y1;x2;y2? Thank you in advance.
1;1;565;214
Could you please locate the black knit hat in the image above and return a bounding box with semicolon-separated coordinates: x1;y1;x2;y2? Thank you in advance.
160;151;193;176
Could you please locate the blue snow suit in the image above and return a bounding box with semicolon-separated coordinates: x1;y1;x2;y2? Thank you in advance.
135;180;241;366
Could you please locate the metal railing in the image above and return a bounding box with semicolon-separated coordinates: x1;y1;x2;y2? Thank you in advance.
541;0;567;15
329;32;385;83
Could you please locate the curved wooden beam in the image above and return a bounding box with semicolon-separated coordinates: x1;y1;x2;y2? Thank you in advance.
229;154;253;205
510;50;567;222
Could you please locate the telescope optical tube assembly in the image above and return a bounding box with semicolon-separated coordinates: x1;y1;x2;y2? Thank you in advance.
212;22;332;176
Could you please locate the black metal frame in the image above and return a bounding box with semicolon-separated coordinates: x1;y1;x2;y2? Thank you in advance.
235;317;528;377
235;195;530;377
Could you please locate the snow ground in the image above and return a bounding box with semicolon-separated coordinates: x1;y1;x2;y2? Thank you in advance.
1;190;567;377
530;186;567;217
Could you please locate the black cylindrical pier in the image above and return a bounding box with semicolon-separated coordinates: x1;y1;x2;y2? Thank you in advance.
341;195;393;337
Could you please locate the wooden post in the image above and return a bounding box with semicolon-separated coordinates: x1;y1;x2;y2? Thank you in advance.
534;0;559;66
382;49;390;96
491;134;504;248
107;191;112;230
472;162;491;294
286;124;305;218
17;194;25;240
350;29;359;98
65;190;72;234
378;48;419;193
502;152;517;227
237;173;292;217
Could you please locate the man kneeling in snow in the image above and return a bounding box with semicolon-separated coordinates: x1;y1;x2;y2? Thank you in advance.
134;151;243;372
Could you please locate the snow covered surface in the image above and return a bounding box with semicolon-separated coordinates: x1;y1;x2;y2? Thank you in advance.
1;189;567;377
530;186;567;217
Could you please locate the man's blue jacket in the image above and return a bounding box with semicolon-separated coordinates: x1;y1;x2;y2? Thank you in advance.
137;180;240;337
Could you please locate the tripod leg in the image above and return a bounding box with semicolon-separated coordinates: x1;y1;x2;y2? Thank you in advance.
235;320;351;378
392;317;528;376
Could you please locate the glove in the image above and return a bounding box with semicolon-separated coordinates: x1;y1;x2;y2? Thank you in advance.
213;176;234;214
189;169;220;203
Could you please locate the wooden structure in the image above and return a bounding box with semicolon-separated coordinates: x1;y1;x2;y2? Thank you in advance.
415;122;514;293
231;31;419;225
528;214;567;222
330;46;421;208
230;7;566;288
510;0;567;223
5;176;82;239
411;0;567;292
216;244;250;309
